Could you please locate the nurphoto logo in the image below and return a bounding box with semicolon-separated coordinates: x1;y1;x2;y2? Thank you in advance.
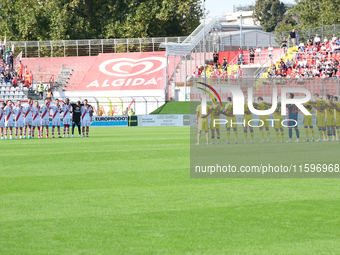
199;82;311;116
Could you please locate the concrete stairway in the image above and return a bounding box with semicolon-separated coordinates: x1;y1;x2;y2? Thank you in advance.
53;66;73;91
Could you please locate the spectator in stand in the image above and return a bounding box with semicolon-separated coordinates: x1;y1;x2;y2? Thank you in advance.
332;42;339;53
286;59;292;68
213;51;219;65
12;76;18;87
324;37;328;44
237;47;243;64
326;42;333;55
327;64;333;77
236;66;242;78
123;107;129;116
256;46;262;62
311;57;316;66
307;38;313;46
289;29;297;46
9;51;14;70
268;44;273;59
282;37;288;54
222;58;228;71
0;63;5;73
194;66;202;76
5;46;10;65
16;60;24;80
221;69;228;79
4;70;12;84
249;48;255;64
332;34;337;42
237;56;242;66
211;66;221;78
23;66;29;76
23;66;30;83
0;41;3;59
298;41;305;49
24;70;33;88
314;34;321;46
47;89;53;100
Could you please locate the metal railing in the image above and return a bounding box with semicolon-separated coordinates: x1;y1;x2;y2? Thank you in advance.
163;16;226;56
228;53;241;66
7;37;187;58
37;74;54;90
283;49;340;65
220;31;279;51
274;24;340;48
254;57;272;79
229;52;273;66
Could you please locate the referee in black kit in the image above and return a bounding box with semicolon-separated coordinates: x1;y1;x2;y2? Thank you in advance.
72;100;82;137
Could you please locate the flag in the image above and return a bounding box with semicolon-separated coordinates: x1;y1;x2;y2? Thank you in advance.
128;99;135;109
3;36;6;47
15;51;22;66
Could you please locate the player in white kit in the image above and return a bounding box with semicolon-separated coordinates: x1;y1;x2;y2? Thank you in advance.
13;100;24;139
41;98;51;138
32;101;42;138
4;100;14;139
23;97;34;139
81;99;92;137
62;98;72;138
50;98;62;138
0;103;5;139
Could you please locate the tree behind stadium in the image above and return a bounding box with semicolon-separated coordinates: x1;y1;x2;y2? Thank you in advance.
0;0;203;41
253;0;286;32
293;0;340;28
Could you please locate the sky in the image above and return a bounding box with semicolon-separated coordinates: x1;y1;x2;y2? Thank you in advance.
205;0;294;16
205;0;254;15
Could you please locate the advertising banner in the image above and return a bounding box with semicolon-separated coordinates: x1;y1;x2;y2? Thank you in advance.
78;52;173;91
91;116;128;126
138;115;190;126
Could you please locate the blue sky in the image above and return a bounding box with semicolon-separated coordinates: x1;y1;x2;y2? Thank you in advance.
205;0;293;16
205;0;254;15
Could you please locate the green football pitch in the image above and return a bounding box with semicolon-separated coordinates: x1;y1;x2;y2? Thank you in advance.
1;126;340;254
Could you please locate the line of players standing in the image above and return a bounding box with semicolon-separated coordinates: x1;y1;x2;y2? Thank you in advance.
196;93;340;144
0;97;93;139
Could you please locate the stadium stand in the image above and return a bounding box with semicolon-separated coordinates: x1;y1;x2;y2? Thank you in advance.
22;56;97;92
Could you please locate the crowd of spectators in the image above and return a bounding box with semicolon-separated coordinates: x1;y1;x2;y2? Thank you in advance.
0;41;33;88
195;32;340;81
193;64;243;79
192;51;246;79
268;33;340;79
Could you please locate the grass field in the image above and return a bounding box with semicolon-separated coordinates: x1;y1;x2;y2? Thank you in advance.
1;126;340;254
150;101;191;114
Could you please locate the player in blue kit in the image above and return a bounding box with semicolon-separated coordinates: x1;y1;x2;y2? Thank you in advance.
286;93;300;142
